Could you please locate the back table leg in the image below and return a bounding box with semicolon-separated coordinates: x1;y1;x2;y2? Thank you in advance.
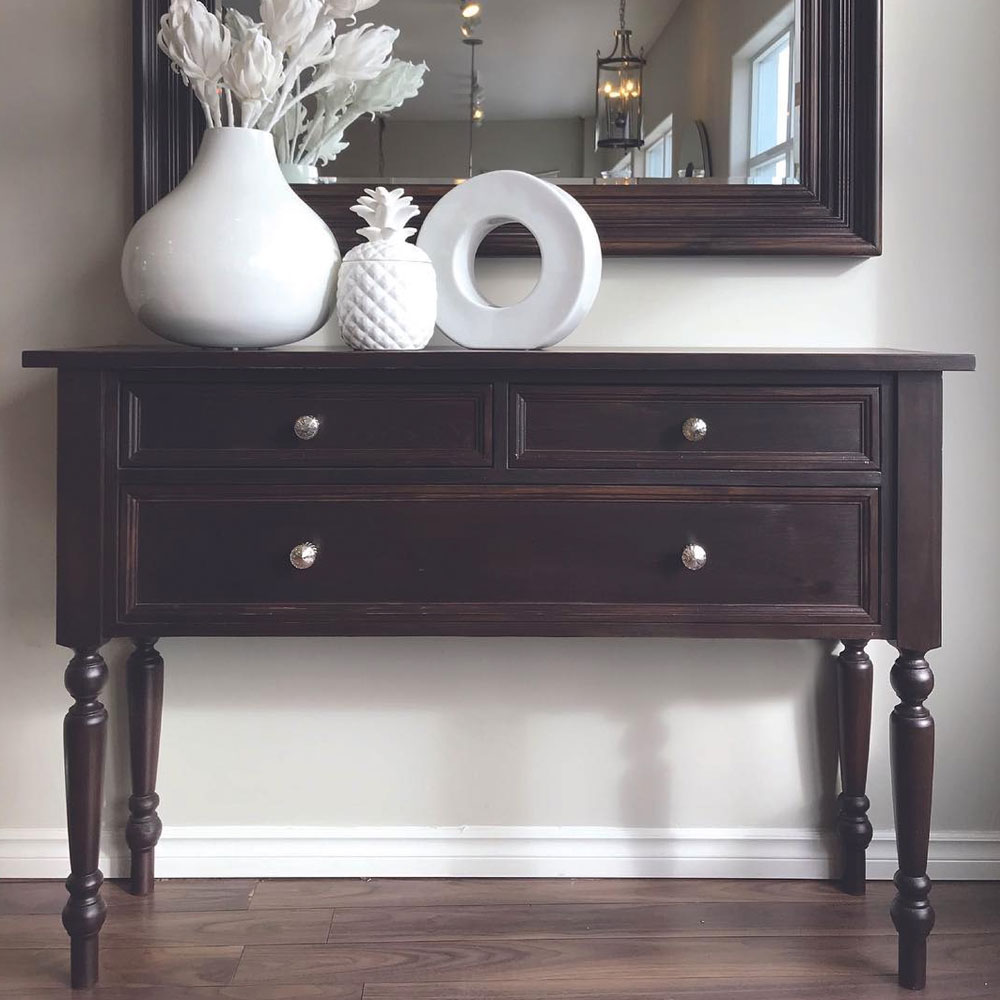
126;638;164;896
836;640;874;895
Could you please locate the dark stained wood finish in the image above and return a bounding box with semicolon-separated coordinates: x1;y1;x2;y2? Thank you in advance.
837;640;874;895
126;638;164;896
359;978;1000;1000
0;879;255;915
132;0;205;222
122;380;493;469
133;0;883;256
4;879;997;996
24;347;978;373
0;945;242;992
61;650;109;989
890;650;937;990
511;385;879;471
55;371;109;651
120;485;878;630
24;347;974;989
895;374;945;653
234;934;1000;988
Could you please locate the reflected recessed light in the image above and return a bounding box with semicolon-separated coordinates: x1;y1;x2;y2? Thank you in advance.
461;1;482;19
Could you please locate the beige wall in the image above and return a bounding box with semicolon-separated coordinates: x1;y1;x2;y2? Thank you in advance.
2;0;998;875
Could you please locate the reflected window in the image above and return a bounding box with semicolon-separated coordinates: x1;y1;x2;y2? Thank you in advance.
748;29;793;184
644;127;673;180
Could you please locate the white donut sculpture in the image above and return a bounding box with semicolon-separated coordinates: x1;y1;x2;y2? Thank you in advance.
416;170;602;350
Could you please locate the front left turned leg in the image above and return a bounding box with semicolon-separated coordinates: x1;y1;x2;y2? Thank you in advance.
63;649;109;989
836;640;874;895
890;649;936;990
126;638;164;896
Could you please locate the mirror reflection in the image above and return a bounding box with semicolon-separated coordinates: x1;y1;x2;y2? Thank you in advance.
228;0;801;185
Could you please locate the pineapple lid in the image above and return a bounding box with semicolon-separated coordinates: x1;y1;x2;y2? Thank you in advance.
344;186;432;263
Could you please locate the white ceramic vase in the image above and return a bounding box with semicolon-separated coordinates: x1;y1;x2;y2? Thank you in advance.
417;170;601;350
122;128;340;349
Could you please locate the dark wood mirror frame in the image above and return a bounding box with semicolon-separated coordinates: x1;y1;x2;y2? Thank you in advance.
133;0;881;256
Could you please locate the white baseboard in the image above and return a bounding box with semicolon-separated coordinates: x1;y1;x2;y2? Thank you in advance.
2;826;998;880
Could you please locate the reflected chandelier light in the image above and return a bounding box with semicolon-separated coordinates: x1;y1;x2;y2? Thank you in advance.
460;0;482;35
595;0;645;150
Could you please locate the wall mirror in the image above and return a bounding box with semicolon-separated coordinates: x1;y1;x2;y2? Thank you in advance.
134;0;881;255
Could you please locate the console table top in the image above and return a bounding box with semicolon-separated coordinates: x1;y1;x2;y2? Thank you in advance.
23;346;976;372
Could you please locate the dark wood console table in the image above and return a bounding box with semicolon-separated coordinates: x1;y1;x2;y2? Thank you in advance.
22;347;975;991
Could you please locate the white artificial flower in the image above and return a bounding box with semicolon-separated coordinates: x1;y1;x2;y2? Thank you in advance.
224;8;259;44
352;59;427;117
158;0;231;84
327;23;398;81
323;0;381;20
316;78;357;118
157;0;231;125
261;0;324;55
223;27;284;127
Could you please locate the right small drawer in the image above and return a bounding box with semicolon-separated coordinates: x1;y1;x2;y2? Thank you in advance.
510;384;880;470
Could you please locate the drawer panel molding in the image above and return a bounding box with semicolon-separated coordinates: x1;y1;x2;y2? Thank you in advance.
511;385;880;470
119;485;879;636
122;381;493;468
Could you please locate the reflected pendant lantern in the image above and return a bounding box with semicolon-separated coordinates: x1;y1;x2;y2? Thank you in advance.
595;0;646;150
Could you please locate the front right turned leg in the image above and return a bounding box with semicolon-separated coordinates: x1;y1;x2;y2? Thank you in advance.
890;649;936;990
62;648;109;989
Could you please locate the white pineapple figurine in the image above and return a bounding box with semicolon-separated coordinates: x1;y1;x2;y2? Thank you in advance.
336;187;437;351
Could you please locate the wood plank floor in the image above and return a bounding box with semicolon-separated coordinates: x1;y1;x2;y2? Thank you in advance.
0;878;997;998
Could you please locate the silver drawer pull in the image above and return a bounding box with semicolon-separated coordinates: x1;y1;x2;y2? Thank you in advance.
289;542;319;570
682;417;708;443
294;415;321;440
681;543;708;571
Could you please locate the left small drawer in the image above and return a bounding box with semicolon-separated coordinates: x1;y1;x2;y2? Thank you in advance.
120;380;493;468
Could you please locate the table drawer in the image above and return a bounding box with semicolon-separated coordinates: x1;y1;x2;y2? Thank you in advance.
121;381;492;468
120;486;878;629
511;385;880;470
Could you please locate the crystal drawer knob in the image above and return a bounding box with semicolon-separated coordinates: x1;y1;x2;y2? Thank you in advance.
289;542;319;570
682;417;708;442
294;415;321;440
681;543;708;571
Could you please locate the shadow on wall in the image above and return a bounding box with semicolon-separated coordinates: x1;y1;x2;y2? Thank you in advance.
94;634;845;854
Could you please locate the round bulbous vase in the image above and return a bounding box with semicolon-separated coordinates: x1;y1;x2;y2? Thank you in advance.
122;128;339;349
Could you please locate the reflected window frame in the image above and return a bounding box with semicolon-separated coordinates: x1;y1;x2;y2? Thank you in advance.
748;28;795;184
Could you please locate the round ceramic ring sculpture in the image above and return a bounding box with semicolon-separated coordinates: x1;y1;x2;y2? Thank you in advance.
416;170;602;350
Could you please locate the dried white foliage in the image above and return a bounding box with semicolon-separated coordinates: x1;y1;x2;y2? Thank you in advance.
157;0;425;164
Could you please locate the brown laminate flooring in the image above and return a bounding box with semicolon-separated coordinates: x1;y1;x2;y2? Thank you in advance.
0;878;997;998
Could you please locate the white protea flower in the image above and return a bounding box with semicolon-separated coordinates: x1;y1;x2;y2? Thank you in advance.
157;0;231;125
224;7;259;44
327;24;398;81
352;59;427;118
261;0;324;55
350;187;420;245
323;0;381;20
223;27;284;128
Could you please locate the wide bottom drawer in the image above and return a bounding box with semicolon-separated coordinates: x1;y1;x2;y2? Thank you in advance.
120;486;879;632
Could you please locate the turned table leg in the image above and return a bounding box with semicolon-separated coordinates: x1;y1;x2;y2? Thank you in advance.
62;649;109;989
890;649;936;990
836;640;874;895
126;638;164;896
